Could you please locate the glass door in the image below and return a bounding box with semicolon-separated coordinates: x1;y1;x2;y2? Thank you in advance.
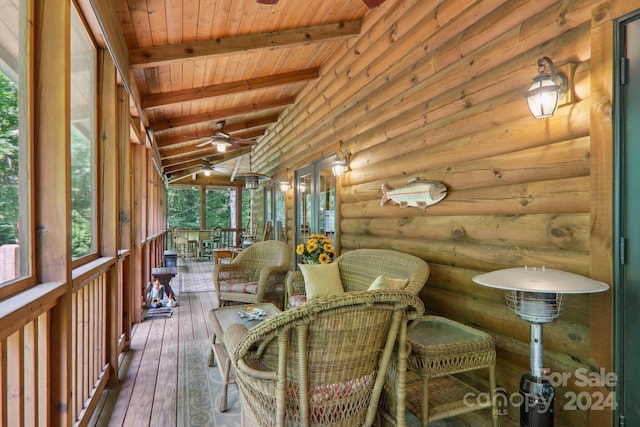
295;156;338;261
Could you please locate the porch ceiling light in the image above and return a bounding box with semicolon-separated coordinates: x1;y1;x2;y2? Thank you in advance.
525;57;568;119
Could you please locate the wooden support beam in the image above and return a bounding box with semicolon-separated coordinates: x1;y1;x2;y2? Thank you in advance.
163;147;253;174
150;96;295;133
141;68;319;109
129;21;361;69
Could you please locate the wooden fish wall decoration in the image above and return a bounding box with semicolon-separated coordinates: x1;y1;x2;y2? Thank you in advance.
381;179;448;209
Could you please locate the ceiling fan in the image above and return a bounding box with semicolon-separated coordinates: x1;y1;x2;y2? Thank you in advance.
196;120;258;152
257;0;386;7
200;158;215;176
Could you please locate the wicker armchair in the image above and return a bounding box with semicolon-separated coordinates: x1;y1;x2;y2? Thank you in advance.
286;248;430;308
222;290;425;427
213;240;291;309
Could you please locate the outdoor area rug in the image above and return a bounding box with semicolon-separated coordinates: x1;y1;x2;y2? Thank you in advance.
179;339;241;427
177;341;472;427
179;260;215;293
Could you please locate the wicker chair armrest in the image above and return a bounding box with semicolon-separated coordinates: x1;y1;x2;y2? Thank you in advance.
214;264;257;281
213;263;244;275
285;271;305;297
258;266;289;282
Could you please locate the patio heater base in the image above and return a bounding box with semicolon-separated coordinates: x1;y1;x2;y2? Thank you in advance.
519;373;554;427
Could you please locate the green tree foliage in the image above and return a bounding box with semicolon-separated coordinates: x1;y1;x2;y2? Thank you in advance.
167;187;251;230
70;126;95;258
205;189;231;229
0;73;19;245
167;188;201;229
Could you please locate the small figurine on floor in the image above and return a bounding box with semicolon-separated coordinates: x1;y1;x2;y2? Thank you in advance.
146;278;167;308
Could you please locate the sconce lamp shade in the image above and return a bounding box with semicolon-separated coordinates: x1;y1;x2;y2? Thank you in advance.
278;180;291;192
525;57;568;119
331;157;347;177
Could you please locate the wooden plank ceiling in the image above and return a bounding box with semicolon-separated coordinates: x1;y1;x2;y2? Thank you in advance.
115;0;382;185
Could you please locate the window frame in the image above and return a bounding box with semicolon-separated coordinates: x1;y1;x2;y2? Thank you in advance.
0;0;35;296
69;1;99;267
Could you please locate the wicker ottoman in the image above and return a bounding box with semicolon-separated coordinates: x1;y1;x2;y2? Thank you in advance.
405;316;499;427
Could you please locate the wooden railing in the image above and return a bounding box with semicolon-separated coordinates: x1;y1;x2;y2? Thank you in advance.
70;257;113;423
0;282;65;426
0;233;166;426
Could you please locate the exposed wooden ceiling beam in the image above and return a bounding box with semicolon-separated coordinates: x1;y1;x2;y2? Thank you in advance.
163;148;252;174
169;174;247;187
150;96;296;133
142;68;319;109
129;21;361;69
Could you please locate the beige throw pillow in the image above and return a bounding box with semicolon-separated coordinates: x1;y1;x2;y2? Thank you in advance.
299;263;344;300
368;275;409;291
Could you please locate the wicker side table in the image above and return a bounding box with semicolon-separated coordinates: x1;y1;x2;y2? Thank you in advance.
207;303;281;412
405;316;499;427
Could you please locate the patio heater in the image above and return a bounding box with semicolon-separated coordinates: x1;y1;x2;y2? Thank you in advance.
235;172;269;247
472;266;608;427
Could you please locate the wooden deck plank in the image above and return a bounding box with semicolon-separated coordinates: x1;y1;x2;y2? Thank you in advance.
102;321;152;426
150;316;179;426
177;293;196;341
188;291;210;342
122;319;166;426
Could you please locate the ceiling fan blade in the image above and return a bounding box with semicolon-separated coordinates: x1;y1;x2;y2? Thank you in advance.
362;0;386;7
230;136;258;146
196;139;213;147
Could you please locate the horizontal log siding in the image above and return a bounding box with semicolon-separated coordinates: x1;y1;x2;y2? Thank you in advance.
249;0;613;425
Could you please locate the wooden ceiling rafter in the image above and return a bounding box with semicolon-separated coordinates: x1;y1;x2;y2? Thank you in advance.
113;0;373;181
163;147;253;173
129;20;362;69
141;68;320;110
150;96;296;133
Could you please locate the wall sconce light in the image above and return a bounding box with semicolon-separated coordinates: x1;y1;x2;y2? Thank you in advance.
331;151;349;177
525;57;568;119
278;179;291;192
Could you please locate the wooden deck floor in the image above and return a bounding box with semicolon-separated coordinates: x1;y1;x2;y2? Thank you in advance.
91;260;219;427
90;260;512;427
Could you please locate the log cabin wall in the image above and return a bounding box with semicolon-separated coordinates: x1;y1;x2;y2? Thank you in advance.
250;0;638;425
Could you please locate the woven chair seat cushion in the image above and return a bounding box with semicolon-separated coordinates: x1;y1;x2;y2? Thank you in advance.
288;295;307;308
219;281;259;294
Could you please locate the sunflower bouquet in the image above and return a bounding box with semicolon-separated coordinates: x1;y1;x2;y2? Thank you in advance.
296;234;335;264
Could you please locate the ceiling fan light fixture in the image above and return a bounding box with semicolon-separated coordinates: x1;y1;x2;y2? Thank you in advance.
216;142;227;152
